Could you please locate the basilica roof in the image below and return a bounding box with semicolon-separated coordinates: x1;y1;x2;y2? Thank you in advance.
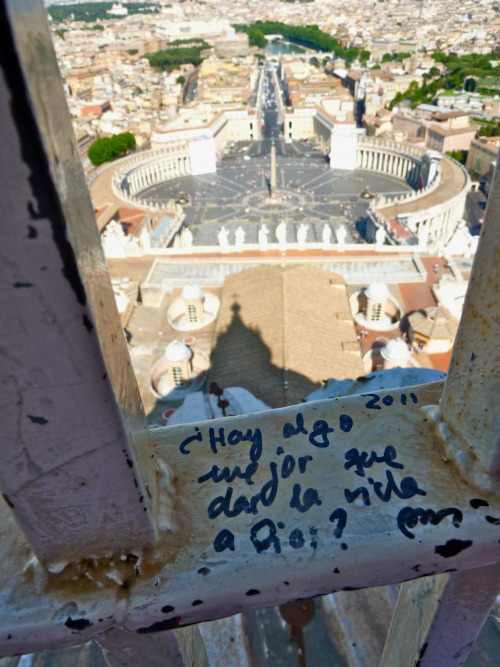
207;265;364;408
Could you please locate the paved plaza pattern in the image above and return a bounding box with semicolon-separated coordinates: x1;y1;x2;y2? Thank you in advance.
138;139;413;246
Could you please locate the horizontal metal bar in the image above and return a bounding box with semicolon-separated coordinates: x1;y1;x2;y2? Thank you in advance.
1;382;499;656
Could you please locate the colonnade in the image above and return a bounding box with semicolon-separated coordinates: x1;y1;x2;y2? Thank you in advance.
125;155;191;196
410;193;468;245
356;147;421;187
361;142;470;250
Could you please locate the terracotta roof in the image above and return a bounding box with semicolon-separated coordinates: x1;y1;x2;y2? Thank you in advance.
207;265;364;408
386;217;414;239
427;123;477;138
408;306;459;340
118;208;147;224
431;110;470;121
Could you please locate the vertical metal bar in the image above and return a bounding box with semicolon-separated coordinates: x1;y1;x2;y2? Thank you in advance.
380;564;500;667
97;626;210;667
381;164;500;666
0;0;159;562
440;163;500;479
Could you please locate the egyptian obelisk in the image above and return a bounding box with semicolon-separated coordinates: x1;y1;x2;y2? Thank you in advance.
270;139;277;199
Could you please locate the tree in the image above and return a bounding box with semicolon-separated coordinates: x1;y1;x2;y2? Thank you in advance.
432;50;447;63
176;75;186;85
344;47;360;67
47;2;159;23
87;132;136;167
143;43;210;71
477;121;500;137
381;53;393;63
359;50;371;66
447;73;462;89
396;52;412;62
247;27;266;48
234;20;340;54
446;150;467;164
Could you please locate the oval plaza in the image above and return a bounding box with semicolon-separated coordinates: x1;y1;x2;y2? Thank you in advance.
95;103;470;259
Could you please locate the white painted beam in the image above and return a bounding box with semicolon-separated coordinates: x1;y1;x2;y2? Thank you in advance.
1;382;499;656
0;0;159;562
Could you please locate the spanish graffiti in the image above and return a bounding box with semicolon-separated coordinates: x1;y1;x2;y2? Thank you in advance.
177;393;472;554
397;507;463;540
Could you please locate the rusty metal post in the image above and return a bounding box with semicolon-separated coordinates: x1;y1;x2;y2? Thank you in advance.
381;163;500;667
0;0;159;563
441;162;500;482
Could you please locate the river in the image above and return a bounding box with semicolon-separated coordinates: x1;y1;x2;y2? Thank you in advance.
265;41;316;56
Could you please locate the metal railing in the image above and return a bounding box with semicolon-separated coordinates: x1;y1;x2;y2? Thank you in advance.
0;2;498;665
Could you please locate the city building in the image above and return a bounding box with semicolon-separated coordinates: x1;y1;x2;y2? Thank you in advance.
466;136;500;178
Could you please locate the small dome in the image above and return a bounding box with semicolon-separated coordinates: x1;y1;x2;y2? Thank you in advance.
381;338;411;363
164;340;191;363
365;282;389;300
182;283;203;300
